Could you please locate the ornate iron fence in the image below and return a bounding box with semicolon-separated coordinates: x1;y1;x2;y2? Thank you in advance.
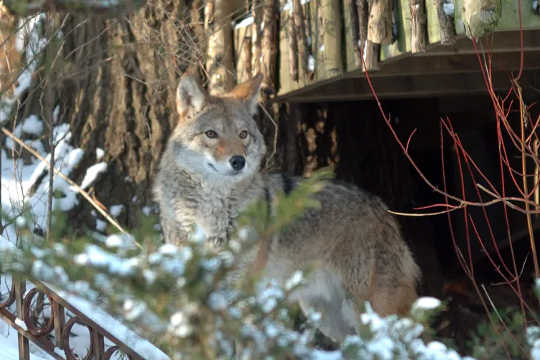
0;276;145;360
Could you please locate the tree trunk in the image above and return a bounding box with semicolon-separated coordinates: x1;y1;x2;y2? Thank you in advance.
0;3;20;98
16;1;198;231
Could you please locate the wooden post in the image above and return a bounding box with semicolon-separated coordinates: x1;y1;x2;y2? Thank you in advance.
317;0;343;79
367;0;392;45
410;0;427;53
433;0;456;45
363;41;380;71
463;0;501;39
292;0;308;80
52;302;65;349
251;0;262;75
91;329;105;360
236;18;252;82
261;0;278;95
345;0;362;67
357;0;369;46
205;0;235;94
285;4;299;82
14;280;29;360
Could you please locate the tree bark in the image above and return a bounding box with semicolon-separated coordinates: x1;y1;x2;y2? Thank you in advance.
0;3;20;98
16;1;198;230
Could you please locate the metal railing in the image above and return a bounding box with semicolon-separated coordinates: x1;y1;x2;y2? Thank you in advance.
0;276;145;360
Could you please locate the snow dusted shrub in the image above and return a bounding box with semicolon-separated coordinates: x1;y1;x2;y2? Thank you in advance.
0;170;476;359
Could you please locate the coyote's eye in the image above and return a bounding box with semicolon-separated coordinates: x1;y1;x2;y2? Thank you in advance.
205;130;218;138
239;130;248;139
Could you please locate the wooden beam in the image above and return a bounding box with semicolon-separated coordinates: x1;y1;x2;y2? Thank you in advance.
276;69;540;102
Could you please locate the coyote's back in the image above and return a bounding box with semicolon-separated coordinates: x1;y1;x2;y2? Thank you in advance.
154;73;420;343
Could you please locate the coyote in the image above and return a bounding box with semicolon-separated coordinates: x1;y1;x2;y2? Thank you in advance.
153;73;420;342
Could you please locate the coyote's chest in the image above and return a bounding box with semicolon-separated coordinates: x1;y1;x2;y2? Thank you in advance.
185;184;248;245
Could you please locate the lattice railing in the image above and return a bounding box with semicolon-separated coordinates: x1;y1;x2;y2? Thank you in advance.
0;275;144;360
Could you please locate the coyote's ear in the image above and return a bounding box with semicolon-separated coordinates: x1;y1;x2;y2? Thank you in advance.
227;73;263;115
176;74;207;119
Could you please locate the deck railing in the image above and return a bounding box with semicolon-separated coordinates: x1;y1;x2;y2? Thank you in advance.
0;276;144;360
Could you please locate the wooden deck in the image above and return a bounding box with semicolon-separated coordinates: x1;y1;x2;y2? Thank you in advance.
233;0;540;102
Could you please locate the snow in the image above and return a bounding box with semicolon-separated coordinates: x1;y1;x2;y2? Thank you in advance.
281;0;311;11
80;162;107;190
443;2;455;17
14;318;27;331
96;148;105;160
110;204;124;217
285;270;303;290
235;16;254;29
22;115;44;136
105;233;136;249
0;329;52;360
74;244;139;276
52;289;169;360
413;297;441;311
169;311;192;337
308;55;315;72
96;219;107;232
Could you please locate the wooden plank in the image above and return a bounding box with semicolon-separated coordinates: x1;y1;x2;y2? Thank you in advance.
275;50;540;101
277;69;540;102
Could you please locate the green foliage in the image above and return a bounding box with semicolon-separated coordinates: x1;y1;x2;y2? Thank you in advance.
468;307;530;360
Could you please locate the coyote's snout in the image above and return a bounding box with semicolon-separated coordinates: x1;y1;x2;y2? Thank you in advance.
154;73;421;343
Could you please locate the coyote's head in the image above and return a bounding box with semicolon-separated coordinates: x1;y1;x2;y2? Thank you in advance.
170;73;266;183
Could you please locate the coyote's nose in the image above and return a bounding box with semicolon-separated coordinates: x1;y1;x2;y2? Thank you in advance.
229;155;246;171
